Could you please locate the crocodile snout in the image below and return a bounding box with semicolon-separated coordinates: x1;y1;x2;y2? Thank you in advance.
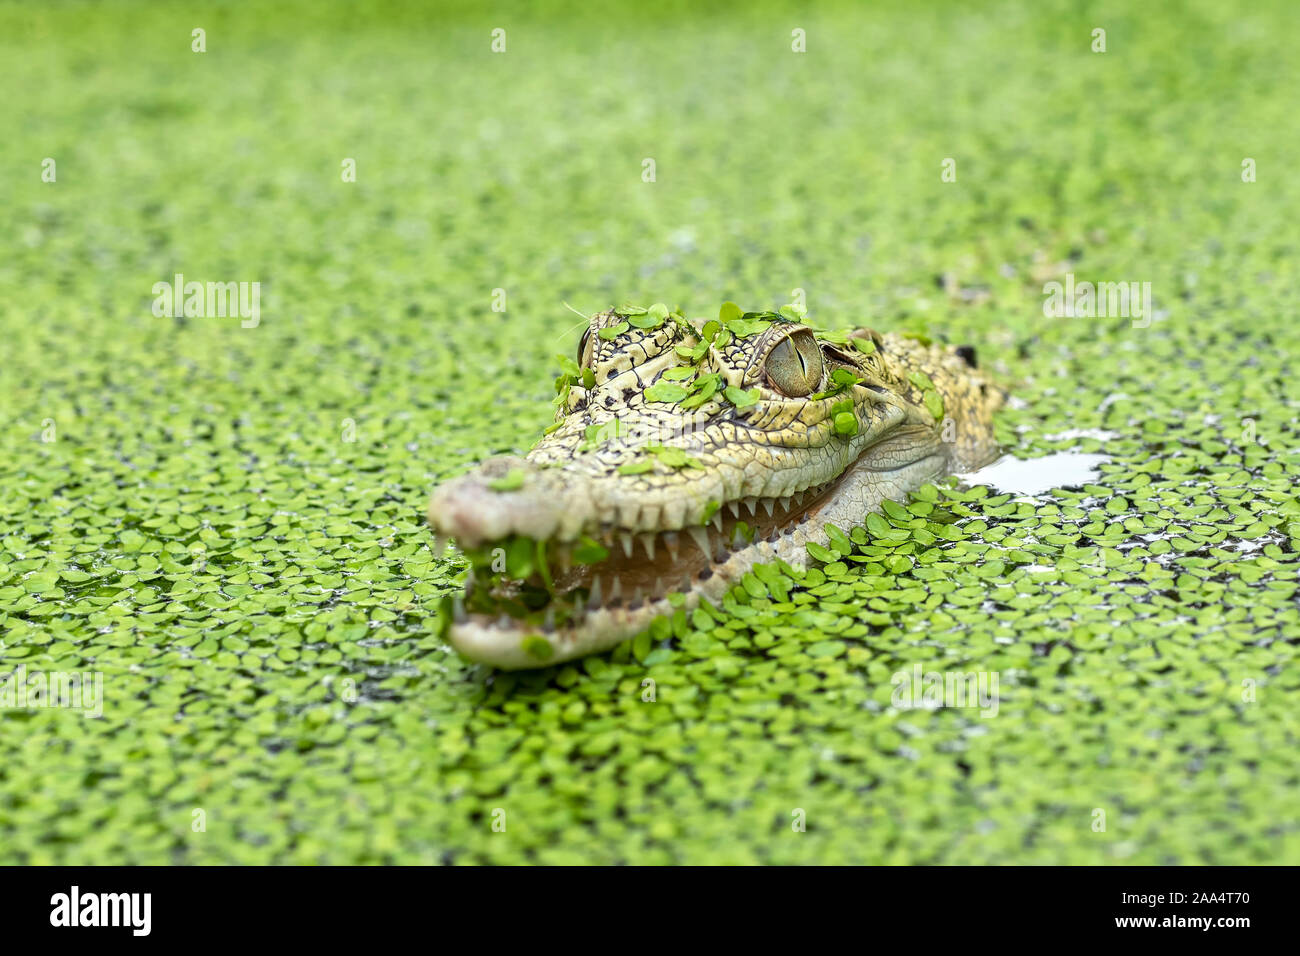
427;456;589;547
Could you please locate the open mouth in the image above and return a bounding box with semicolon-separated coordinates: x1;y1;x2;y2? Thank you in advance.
442;476;842;638
433;439;955;669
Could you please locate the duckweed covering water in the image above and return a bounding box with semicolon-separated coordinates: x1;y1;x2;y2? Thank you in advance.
2;0;1298;863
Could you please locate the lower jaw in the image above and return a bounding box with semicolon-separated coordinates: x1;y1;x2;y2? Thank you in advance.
446;451;950;670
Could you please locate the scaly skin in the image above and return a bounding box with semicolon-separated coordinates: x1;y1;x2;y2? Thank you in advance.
428;304;1003;669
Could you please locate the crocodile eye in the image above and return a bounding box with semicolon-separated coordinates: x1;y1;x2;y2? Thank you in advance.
764;330;824;397
577;326;593;368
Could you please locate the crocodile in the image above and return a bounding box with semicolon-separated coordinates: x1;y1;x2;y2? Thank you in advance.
428;302;1003;669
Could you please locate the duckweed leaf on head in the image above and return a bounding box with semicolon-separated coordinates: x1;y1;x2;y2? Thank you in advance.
645;382;689;403
646;445;702;469
488;469;526;492
923;389;944;421
725;319;770;338
724;386;760;408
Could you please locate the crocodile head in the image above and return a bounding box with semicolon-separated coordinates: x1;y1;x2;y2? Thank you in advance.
428;304;1003;669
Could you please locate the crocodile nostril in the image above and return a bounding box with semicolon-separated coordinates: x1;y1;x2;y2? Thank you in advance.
955;345;978;368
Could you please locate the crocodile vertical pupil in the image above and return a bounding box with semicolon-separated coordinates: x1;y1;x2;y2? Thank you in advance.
764;330;824;396
577;326;593;368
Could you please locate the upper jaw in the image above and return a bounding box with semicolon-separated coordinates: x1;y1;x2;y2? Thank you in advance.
426;390;907;549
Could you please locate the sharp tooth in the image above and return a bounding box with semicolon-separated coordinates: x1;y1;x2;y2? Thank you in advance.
726;501;741;518
710;511;724;532
743;497;758;516
620;533;635;558
661;498;686;528
630;586;643;605
663;531;680;561
686;526;712;558
589;575;603;606
432;534;448;557
792;491;805;508
610;577;622;604
575;593;586;616
452;596;466;622
653;576;664;597
641;534;656;561
543;607;556;632
761;498;774;517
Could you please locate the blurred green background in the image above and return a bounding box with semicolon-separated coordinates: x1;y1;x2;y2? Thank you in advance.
1;0;1297;863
